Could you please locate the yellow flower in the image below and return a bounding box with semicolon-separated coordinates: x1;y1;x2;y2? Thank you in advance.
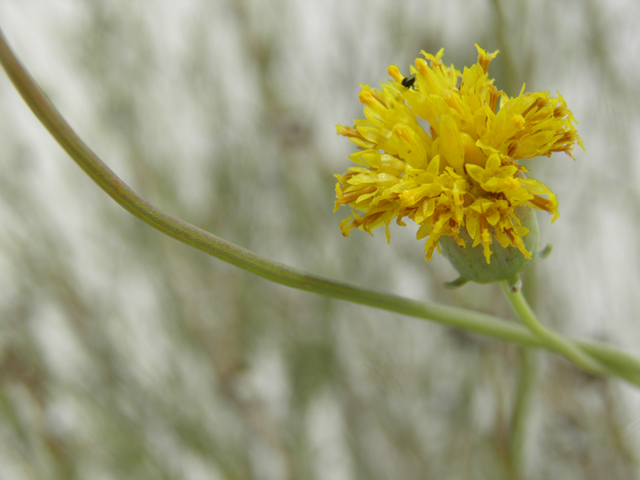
334;45;583;265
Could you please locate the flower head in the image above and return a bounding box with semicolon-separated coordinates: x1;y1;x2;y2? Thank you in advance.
334;45;583;267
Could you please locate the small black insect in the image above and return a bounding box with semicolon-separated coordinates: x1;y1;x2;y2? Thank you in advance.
401;74;416;89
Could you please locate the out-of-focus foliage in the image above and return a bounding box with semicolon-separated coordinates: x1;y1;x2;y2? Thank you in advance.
0;0;639;478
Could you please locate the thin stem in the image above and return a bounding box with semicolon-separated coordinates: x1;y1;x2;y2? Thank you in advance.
0;26;539;344
508;348;536;477
1;27;640;386
500;281;612;377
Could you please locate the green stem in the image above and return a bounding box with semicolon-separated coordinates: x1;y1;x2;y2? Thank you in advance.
508;348;535;477
500;280;612;377
1;27;640;386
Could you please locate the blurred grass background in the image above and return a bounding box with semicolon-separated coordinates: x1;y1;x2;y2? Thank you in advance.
1;0;640;478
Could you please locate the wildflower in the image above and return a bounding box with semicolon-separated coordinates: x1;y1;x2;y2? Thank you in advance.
334;45;582;281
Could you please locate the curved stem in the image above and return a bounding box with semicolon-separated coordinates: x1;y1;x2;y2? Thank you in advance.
1;27;640;386
500;281;612;377
0;26;538;343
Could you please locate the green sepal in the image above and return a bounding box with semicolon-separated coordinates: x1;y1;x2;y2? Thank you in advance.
439;206;539;284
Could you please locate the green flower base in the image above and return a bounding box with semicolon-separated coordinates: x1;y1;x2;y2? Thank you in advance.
440;206;539;284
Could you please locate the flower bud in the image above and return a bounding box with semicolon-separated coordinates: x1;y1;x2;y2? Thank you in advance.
439;206;539;284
